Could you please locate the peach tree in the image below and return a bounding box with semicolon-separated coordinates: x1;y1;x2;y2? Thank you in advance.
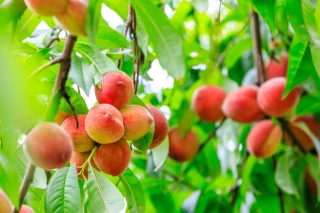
0;0;320;212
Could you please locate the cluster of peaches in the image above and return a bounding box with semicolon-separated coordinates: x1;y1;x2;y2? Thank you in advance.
24;71;169;179
187;54;319;159
24;0;87;36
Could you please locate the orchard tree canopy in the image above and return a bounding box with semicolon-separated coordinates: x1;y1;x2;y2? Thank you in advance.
1;0;320;212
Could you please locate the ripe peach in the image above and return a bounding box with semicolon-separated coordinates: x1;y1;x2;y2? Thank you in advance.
24;0;68;16
120;105;153;141
54;0;87;36
61;114;95;152
54;110;71;125
257;77;300;117
168;127;200;163
20;205;35;213
222;85;264;123
70;151;98;179
25;122;73;170
192;85;226;122
246;120;282;158
0;188;12;213
284;124;314;151
265;53;288;79
146;105;169;149
85;104;124;144
295;115;320;138
95;71;134;110
93;139;131;176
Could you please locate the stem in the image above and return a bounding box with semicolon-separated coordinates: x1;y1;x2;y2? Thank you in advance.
250;9;265;85
272;156;285;213
80;146;97;176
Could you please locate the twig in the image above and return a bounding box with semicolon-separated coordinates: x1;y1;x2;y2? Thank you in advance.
115;178;121;187
272;156;285;213
230;151;249;207
250;9;265;85
17;35;78;211
130;8;140;93
27;58;63;80
45;29;63;48
278;118;307;154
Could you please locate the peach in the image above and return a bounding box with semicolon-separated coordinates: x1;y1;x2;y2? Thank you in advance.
295;115;320;138
95;71;134;110
70;151;98;179
25;122;73;170
265;53;288;79
20;205;35;213
284;125;314;151
192;85;227;122
54;0;87;36
120;105;153;141
146;105;169;149
85;104;124;144
61;114;95;152
24;0;68;16
54;110;71;125
257;77;300;117
0;188;12;213
246;120;282;158
93;139;131;176
168;127;200;163
222;85;264;123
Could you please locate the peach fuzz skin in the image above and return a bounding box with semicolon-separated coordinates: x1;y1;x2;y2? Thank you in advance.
121;105;154;141
95;71;134;110
54;0;87;36
265;53;288;79
70;151;98;180
257;77;300;117
24;0;68;16
85;104;124;144
93;139;131;176
222;85;264;123
61;114;95;152
0;188;12;213
146;105;169;149
168;127;200;163
25;122;73;170
192;85;227;123
246;120;282;158
20;205;35;213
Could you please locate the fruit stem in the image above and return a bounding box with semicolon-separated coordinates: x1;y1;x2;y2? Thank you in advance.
79;146;97;178
250;9;266;85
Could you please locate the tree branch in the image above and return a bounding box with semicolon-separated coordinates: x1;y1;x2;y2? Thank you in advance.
16;35;78;212
250;9;265;85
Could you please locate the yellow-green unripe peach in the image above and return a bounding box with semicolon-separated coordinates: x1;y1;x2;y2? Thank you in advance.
257;77;300;117
61;114;95;152
25;122;73;170
246;120;282;158
192;85;227;122
146;104;169;149
70;151;98;179
120;105;153;141
0;189;12;213
54;0;87;36
95;71;134;110
85;104;124;144
24;0;68;16
168;127;200;162
222;85;264;123
93;139;131;176
20;205;35;213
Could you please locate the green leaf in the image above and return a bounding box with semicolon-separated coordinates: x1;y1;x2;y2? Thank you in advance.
275;153;299;197
119;168;145;213
45;165;81;213
224;37;252;69
285;0;320;76
284;37;315;96
86;0;102;45
69;54;95;96
131;0;186;80
133;121;155;154
85;167;125;213
16;146;47;189
60;86;89;114
296;122;320;156
295;95;320;115
305;154;320;202
152;137;169;171
195;190;232;213
316;0;320;35
251;0;276;33
15;10;42;41
74;43;118;84
103;0;128;21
